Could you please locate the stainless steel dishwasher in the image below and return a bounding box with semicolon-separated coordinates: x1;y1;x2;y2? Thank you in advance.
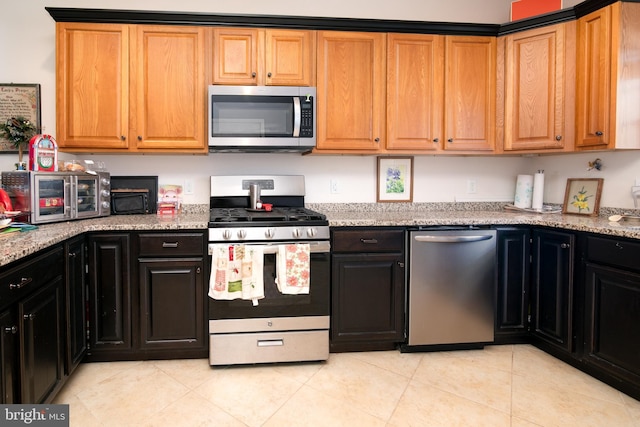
402;227;496;351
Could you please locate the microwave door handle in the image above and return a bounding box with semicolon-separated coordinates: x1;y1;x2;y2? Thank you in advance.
65;179;74;216
293;96;301;137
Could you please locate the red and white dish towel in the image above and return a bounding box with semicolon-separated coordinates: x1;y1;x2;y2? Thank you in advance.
276;243;311;294
208;244;264;305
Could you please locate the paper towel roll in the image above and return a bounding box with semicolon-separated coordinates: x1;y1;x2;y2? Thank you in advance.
514;174;534;209
531;171;545;211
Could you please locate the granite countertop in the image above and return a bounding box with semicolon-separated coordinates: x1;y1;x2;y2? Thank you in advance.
2;203;640;268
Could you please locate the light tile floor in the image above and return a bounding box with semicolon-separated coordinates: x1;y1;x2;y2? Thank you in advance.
53;344;640;427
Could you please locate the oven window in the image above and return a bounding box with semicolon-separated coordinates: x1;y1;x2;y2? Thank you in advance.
211;96;294;137
209;251;330;319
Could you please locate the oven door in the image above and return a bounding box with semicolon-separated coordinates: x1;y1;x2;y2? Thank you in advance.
208;241;330;319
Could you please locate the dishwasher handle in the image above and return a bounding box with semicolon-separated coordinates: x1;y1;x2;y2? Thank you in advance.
414;234;493;243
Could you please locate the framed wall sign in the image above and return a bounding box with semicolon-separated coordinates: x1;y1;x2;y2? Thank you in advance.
562;178;604;216
0;83;41;153
377;156;413;203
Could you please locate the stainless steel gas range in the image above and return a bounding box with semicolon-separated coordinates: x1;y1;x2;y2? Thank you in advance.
207;175;330;366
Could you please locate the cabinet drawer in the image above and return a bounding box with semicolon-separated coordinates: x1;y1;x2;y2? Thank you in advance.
0;247;64;309
586;236;640;272
138;233;204;257
332;229;404;253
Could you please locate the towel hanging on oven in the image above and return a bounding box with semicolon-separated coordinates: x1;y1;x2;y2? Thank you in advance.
275;243;311;294
209;244;264;305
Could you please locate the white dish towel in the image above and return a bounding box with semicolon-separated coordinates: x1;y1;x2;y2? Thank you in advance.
275;243;311;295
208;244;265;305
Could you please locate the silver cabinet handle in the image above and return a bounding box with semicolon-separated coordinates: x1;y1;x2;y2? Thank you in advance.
560;243;570;249
4;326;17;334
555;135;562;141
360;238;378;244
9;277;32;290
162;242;179;248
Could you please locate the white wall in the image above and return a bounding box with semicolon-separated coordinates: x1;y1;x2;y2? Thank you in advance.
2;0;637;209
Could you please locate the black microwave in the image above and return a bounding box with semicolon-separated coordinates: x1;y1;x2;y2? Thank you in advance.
208;85;316;153
111;189;150;215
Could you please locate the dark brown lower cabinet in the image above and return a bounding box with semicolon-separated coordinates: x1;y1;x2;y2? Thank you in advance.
85;232;206;361
138;258;204;352
87;234;132;358
495;227;530;343
65;236;87;375
530;229;575;353
0;308;18;403
19;279;64;403
330;228;405;352
582;235;640;399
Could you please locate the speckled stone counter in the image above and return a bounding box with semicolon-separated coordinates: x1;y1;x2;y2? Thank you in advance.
2;202;640;268
0;212;209;268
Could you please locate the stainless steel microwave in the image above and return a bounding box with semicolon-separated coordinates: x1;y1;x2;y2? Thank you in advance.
1;171;111;224
208;86;316;153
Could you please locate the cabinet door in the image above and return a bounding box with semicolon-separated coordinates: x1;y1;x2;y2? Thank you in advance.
56;23;130;149
531;229;574;352
503;23;574;152
138;259;204;350
132;25;207;152
87;234;131;355
65;237;86;375
0;309;18;404
576;5;613;150
584;263;640;388
444;36;496;151
495;228;530;341
331;253;404;348
19;279;64;404
265;29;315;86
212;28;260;85
386;33;444;151
316;31;386;151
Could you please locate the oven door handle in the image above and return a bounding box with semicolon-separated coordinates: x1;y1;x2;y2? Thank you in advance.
209;241;330;255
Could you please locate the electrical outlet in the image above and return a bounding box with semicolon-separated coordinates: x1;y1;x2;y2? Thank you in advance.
184;179;194;195
467;179;477;194
330;179;341;194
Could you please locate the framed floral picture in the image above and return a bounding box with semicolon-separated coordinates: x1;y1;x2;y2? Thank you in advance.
562;178;603;216
377;156;413;203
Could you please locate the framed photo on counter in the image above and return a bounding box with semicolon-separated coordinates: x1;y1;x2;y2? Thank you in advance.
562;178;603;216
377;156;413;203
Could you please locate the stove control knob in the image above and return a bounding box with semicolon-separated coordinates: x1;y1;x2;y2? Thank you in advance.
265;228;275;239
292;228;302;238
222;229;232;240
307;228;317;238
237;229;247;239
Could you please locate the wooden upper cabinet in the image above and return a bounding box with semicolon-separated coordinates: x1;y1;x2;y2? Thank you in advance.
131;25;206;151
386;34;444;151
576;2;640;150
56;23;207;153
502;22;576;153
316;31;386;151
444;36;497;152
56;23;130;149
212;28;315;86
265;29;316;86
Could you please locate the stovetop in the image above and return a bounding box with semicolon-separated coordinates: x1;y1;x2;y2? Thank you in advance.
209;207;327;226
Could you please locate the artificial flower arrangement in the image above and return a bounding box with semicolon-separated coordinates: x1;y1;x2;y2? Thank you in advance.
0;116;37;169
